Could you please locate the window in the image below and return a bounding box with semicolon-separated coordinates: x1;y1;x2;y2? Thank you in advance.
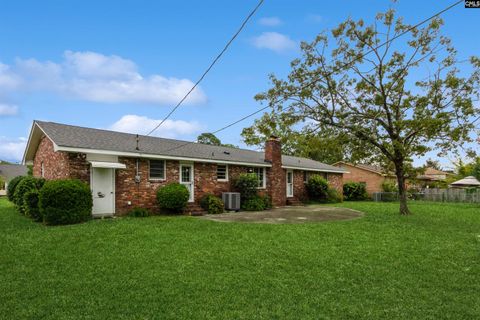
248;167;266;188
217;164;228;181
41;162;44;178
303;171;309;183
149;160;166;180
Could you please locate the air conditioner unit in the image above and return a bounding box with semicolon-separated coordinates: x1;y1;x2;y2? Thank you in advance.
222;192;241;211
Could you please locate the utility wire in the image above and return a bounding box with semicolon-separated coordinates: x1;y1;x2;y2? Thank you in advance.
155;0;463;154
146;0;265;136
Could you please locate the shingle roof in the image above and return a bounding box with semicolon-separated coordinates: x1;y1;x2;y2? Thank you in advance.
35;121;345;173
334;161;389;175
0;164;28;181
424;167;449;175
450;176;480;186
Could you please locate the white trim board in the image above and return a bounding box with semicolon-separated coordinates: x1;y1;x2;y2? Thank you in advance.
55;145;273;168
281;166;347;174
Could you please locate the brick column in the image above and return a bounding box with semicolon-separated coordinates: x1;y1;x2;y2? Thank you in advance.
265;136;286;207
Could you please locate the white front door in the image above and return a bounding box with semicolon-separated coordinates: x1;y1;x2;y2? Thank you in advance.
91;167;115;216
180;163;194;202
286;170;294;198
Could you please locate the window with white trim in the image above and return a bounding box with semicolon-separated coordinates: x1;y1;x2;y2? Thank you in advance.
149;160;166;180
217;164;228;181
248;167;266;188
41;162;45;178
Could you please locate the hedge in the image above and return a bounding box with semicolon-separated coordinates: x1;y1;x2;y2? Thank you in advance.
200;194;224;214
7;176;25;202
157;183;189;213
234;173;258;201
23;190;41;221
343;182;369;201
13;176;45;214
39;179;93;225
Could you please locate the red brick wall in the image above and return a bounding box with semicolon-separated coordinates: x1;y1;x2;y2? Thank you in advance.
33;136;89;183
334;163;385;195
115;158;251;215
291;170;343;202
327;173;343;194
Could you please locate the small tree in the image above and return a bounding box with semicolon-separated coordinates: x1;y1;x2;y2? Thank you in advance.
254;9;480;214
197;133;221;146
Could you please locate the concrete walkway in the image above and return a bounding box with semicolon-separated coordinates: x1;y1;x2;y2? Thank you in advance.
200;205;363;224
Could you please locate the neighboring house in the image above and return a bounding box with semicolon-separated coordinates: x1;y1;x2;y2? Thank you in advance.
449;176;480;188
0;164;28;196
333;161;395;195
23;121;345;216
415;167;451;188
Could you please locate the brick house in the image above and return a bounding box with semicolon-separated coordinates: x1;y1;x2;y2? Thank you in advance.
23;121;345;216
333;161;395;196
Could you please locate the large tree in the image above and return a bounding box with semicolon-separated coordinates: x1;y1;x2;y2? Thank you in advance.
241;111;347;164
253;9;480;214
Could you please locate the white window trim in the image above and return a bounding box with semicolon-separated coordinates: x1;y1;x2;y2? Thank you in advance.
217;164;229;182
148;159;166;181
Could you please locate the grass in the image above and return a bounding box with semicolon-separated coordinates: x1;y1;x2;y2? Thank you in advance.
0;198;479;319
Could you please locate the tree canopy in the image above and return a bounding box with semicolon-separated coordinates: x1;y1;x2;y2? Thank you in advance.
251;9;480;214
197;132;238;148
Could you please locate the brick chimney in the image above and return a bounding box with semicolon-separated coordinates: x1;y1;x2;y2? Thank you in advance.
265;135;286;206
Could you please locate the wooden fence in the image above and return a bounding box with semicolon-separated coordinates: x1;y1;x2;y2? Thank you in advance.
373;188;480;203
422;188;480;203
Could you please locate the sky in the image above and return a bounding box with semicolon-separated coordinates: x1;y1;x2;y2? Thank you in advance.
0;0;478;169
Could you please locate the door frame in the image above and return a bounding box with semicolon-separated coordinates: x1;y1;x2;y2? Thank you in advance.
179;162;194;202
286;169;294;198
90;167;115;216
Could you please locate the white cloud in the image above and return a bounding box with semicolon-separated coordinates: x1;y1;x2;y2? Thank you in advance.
109;115;205;139
0;104;18;116
259;17;282;27
0;63;20;89
252;32;296;53
0;137;26;162
0;51;207;105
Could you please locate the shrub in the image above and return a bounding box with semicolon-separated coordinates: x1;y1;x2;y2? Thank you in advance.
13;176;45;214
381;181;398;193
128;207;150;217
241;195;266;211
7;176;25;202
23;190;41;221
200;194;224;214
261;194;272;209
325;188;343;203
39;179;93;225
234;173;258;200
306;175;329;201
343;182;369;201
157;182;189;213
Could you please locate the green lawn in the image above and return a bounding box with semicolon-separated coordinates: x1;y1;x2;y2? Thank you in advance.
0;198;479;319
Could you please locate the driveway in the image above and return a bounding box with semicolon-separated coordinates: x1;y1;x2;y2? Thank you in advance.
200;205;363;224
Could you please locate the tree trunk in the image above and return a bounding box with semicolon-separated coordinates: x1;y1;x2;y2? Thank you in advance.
394;161;411;215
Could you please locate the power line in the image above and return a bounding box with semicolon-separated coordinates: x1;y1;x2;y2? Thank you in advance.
146;0;264;136
155;0;463;154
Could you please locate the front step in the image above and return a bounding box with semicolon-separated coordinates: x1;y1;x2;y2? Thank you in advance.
286;198;304;206
185;204;206;216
